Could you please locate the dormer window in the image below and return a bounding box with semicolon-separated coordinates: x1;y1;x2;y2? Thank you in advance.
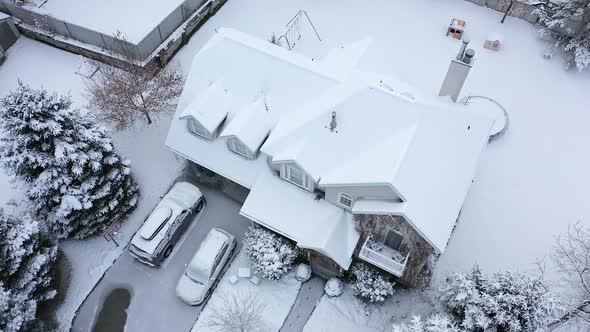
231;139;249;158
338;193;353;208
187;119;211;139
286;165;306;189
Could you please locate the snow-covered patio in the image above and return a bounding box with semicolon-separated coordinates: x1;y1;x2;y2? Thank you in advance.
1;0;590;330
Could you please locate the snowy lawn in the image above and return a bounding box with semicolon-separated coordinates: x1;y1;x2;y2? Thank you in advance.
303;286;436;332
0;38;185;330
191;251;302;332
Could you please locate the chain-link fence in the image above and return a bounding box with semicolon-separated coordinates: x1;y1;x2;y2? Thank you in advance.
0;0;209;61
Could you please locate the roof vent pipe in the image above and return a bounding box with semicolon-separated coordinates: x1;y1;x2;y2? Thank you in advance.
456;39;469;61
462;49;475;64
330;111;337;131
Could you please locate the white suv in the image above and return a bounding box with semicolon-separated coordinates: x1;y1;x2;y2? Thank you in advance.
129;182;204;266
176;228;236;305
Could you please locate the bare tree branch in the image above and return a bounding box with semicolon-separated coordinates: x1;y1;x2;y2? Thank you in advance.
84;33;183;130
204;290;267;332
548;221;590;329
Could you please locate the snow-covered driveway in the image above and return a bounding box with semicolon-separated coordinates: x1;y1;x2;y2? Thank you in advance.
70;183;252;332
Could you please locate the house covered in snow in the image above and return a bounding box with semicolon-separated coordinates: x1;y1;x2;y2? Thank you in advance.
165;28;494;286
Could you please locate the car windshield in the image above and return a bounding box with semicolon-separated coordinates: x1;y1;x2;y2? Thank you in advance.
185;269;206;284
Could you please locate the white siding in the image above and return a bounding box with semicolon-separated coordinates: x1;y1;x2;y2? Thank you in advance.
324;184;400;208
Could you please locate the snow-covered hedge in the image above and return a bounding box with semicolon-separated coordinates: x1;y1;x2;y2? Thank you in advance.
0;205;58;332
392;314;459;332
243;226;298;280
439;266;563;331
350;262;395;304
325;278;343;298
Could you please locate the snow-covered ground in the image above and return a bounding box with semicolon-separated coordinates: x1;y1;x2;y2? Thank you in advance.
2;0;590;330
191;251;301;332
0;38;185;330
22;0;186;44
303;286;436;332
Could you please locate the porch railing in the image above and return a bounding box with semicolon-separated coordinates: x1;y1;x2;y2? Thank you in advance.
358;236;409;277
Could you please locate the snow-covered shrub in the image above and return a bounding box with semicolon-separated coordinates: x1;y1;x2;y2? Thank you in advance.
439;266;563;331
537;0;590;71
325;278;343;298
243;226;298;280
295;263;311;282
0;206;58;332
392;314;460;332
0;83;140;239
350;262;395;304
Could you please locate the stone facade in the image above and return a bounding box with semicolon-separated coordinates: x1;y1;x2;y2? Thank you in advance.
354;214;435;287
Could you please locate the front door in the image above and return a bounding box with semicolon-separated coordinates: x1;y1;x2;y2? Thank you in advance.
307;250;341;279
0;21;17;51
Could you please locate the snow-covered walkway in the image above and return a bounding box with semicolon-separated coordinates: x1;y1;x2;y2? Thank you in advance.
280;276;326;332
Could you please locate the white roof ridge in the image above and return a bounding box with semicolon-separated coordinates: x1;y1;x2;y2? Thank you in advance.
214;28;344;83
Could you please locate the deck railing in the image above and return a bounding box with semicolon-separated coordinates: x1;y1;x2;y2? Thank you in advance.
358;236;409;277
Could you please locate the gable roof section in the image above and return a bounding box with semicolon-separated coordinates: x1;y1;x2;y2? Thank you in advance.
262;81;494;252
240;168;360;269
179;79;231;134
220;97;273;152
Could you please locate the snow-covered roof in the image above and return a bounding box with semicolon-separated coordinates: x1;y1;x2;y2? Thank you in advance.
220;97;273;152
0;12;10;21
319;38;372;76
262;80;494;252
240;169;360;269
179;80;231;134
166;28;343;187
166;28;494;258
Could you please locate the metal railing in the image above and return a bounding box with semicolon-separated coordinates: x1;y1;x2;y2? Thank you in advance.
278;10;321;50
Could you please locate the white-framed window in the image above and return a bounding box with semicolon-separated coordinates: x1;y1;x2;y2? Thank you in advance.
286;165;306;189
187;119;209;139
338;193;353;208
231;139;249;158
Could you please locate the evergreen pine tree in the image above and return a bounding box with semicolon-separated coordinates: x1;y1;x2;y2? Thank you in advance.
0;207;58;332
0;83;139;239
537;0;590;71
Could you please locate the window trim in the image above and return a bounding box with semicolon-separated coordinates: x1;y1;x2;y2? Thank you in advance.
286;165;307;189
231;139;250;158
380;228;405;251
337;193;354;209
186;119;210;139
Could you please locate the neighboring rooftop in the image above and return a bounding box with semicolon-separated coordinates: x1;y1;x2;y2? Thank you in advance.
19;0;188;44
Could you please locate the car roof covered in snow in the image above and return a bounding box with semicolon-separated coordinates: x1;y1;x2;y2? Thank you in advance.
187;229;228;283
131;182;202;254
